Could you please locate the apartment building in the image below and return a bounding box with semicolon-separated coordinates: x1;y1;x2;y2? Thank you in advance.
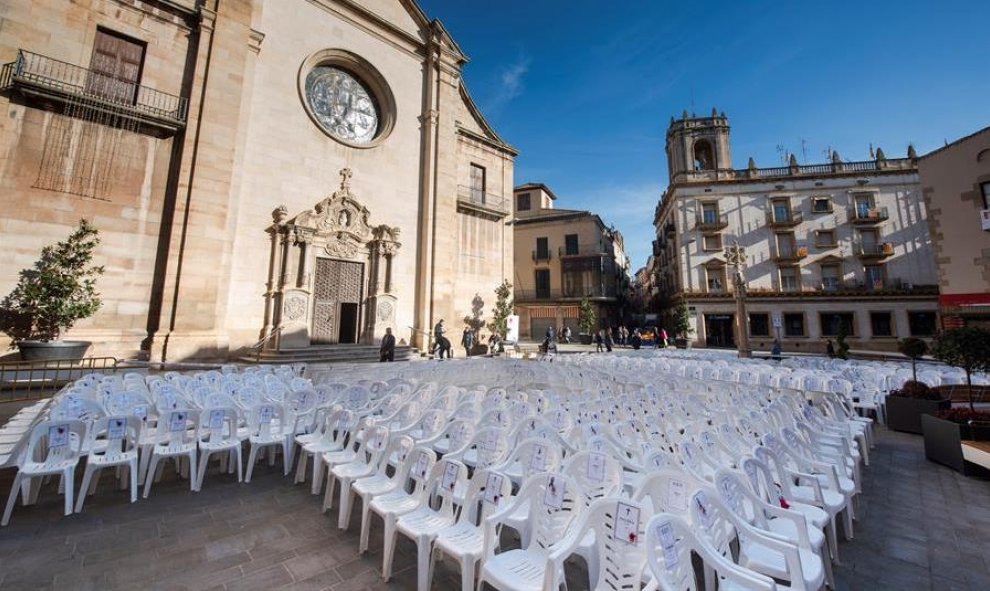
512;183;630;339
652;111;938;353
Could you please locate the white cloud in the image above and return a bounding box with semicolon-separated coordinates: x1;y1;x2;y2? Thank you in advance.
487;52;531;112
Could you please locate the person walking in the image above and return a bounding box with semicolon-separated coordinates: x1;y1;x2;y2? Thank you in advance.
433;319;448;359
461;327;474;357
826;339;835;358
595;330;604;353
771;338;782;361
658;327;668;349
379;327;395;362
604;327;614;352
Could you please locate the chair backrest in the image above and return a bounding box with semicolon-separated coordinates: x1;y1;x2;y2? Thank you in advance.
449;427;510;470
199;407;240;444
575;496;652;590
423;458;468;518
88;415;141;461
405;446;438;493
645;513;777;591
153;409;199;447
23;419;87;467
502;437;563;481
460;469;513;526
633;468;701;516
248;403;285;438
563;450;623;505
518;472;585;551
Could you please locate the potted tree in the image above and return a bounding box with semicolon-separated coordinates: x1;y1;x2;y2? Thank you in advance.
886;380;950;434
922;408;990;475
0;220;104;361
672;300;693;348
898;337;928;383
577;297;597;345
486;280;513;355
931;326;990;412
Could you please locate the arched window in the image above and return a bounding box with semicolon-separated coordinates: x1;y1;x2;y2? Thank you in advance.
693;139;715;171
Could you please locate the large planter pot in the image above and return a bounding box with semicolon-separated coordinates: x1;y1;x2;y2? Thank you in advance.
922;414;990;475
17;340;91;362
886;396;951;434
674;337;689;349
578;334;593;345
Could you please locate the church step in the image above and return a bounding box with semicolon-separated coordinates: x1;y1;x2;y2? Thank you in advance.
238;345;416;365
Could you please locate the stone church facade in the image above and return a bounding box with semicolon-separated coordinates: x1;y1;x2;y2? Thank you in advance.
0;0;516;360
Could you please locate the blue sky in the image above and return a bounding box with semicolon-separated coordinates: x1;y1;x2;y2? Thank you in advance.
418;0;990;272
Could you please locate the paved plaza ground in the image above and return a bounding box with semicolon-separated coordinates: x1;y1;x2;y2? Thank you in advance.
0;422;988;590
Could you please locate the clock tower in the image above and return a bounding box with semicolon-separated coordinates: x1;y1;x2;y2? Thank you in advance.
665;108;733;182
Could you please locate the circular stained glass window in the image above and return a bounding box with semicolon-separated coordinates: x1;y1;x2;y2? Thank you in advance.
304;66;379;145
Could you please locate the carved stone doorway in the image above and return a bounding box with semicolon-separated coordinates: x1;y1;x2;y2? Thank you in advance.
312;258;364;344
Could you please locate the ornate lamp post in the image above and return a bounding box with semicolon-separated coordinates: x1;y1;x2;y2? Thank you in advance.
725;241;751;358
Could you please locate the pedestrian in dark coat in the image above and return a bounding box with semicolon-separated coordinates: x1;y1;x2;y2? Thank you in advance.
379;327;396;362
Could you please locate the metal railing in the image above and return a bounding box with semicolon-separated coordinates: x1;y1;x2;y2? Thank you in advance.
0;356;119;402
694;212;729;231
515;287;618;301
853;242;893;258
1;50;188;124
766;210;803;227
849;206;890;223
532;250;552;262
456;185;509;214
558;243;606;257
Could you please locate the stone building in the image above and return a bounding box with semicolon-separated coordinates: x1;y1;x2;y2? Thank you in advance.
652;111;938;353
918;126;990;328
0;0;516;360
512;183;630;340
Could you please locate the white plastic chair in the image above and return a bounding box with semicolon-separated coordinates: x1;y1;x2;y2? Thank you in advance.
143;409;199;497
3;419;87;525
645;513;778;591
477;472;585;591
195;407;243;491
384;458;468;589
546;496;652;590
329;425;390;527
76;415;141;511
360;446;437;554
430;469;513;591
245;403;292;482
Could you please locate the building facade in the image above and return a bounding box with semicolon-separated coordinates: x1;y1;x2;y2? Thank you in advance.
512;183;630;340
918;126;990;328
652;111;938;353
0;0;515;360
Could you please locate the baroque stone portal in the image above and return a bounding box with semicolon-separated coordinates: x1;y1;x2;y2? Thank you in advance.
264;168;400;348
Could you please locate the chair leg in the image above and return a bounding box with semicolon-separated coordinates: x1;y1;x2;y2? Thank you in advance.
337;482;354;527
359;500;372;554
311;456;324;495
245;445;260;483
143;455;160;498
196;450;211;492
843;506;854;540
827;519;839;560
235;447;243;483
75;466;97;513
2;473;24;526
62;468;74;517
382;516;398;581
417;538;431;591
188;451;198;492
129;460;138;503
294;449;309;484
460;556;475;591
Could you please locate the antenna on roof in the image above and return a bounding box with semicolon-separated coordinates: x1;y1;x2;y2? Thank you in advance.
690;87;695;113
800;138;808;164
775;144;787;166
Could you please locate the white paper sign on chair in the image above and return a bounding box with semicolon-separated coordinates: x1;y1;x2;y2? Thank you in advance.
667;478;688;512
544;474;565;510
413;450;430;480
259;406;274;425
209;409;224;431
108;418;126;440
484;473;504;506
169;412;187;432
656;520;679;570
529;444;547;471
49;424;69;448
587;452;606;482
441;462;458;492
613;501;641;545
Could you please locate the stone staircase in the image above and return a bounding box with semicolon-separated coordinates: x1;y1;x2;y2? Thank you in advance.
239;344;417;365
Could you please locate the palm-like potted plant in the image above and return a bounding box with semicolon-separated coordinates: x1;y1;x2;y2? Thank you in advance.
577;297;597;345
672;300;694;348
0;220;104;361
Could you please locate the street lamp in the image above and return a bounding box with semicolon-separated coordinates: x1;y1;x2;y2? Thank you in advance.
725;240;751;358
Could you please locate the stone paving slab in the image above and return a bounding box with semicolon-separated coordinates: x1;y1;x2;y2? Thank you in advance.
0;428;987;590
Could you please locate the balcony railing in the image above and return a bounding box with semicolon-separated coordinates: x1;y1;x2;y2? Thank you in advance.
853;242;894;259
558;243;606;257
849;206;890;224
457;185;509;218
773;246;808;262
1;49;187;129
515;287;619;302
671;157;916;184
532;250;552;262
766;210;803;228
694;212;729;231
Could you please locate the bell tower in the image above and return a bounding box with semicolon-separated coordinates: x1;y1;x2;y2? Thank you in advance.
665;108;733;182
